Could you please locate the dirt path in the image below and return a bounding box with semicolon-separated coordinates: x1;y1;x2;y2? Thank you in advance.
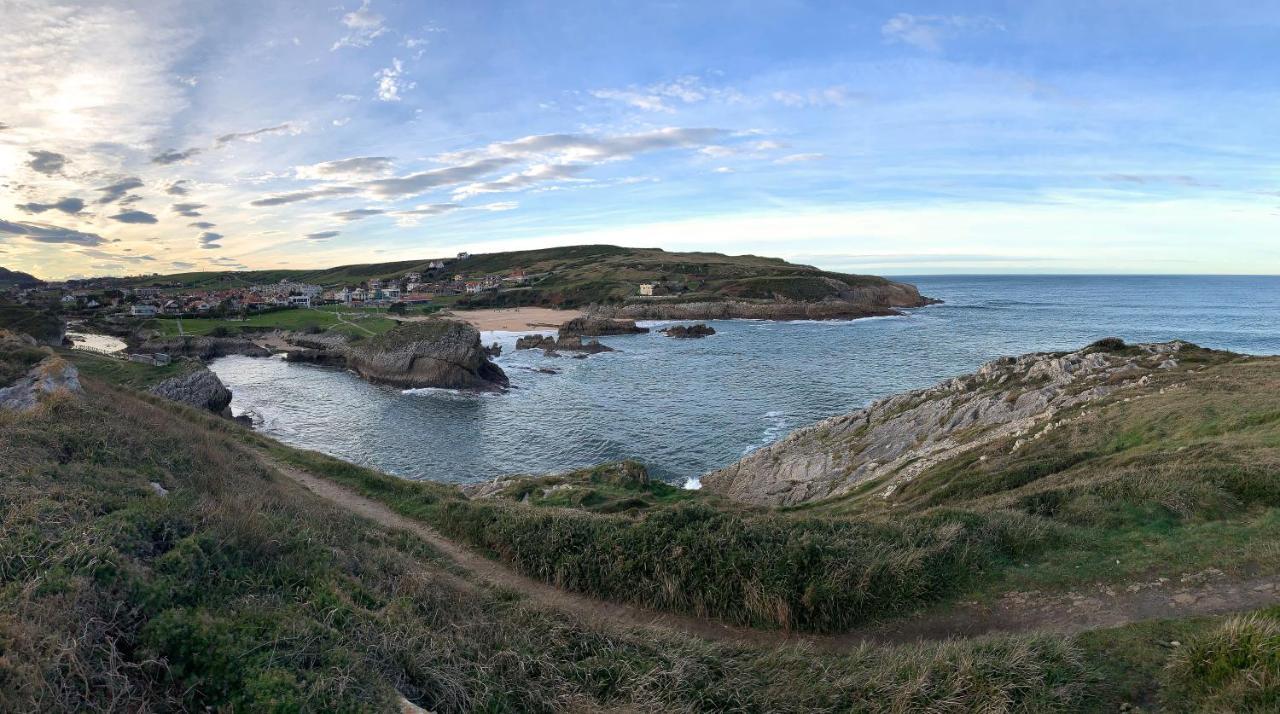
271;458;1280;650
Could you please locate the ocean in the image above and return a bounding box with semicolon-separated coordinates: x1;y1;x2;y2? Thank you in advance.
209;275;1280;486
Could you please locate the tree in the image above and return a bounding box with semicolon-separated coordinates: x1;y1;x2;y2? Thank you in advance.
387;302;407;315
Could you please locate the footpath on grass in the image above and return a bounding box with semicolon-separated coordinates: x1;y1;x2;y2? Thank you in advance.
269;455;1280;651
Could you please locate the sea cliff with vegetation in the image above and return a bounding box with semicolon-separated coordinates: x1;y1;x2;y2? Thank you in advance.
4;313;1280;710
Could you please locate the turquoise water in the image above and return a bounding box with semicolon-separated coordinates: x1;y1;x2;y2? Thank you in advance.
210;275;1280;486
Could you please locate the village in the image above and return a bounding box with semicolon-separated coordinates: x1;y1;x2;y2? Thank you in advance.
4;252;564;322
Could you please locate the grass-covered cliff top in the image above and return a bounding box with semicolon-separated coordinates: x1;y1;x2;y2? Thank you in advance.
357;317;473;351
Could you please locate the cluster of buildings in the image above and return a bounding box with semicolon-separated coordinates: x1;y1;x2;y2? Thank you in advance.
7;251;549;319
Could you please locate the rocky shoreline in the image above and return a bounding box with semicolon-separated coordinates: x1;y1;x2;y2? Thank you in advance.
700;339;1197;506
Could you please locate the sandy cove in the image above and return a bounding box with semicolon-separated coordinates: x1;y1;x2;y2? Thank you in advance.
416;307;584;332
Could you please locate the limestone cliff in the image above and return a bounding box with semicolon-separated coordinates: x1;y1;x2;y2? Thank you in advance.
345;319;508;390
0;355;81;412
701;339;1192;506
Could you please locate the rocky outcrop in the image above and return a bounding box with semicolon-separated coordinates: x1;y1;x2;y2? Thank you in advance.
557;316;649;338
602;299;908;321
701;339;1193;507
148;365;233;414
345;319;508;390
284;348;348;366
515;334;614;355
135;336;270;359
0;355;81;412
661;324;716;338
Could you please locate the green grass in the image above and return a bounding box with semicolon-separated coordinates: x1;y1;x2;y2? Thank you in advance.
142;307;396;337
1;359;1102;712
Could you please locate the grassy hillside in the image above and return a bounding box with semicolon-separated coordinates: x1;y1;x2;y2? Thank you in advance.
109;245;911;310
0;266;42;289
7;334;1280;710
1;341;1100;712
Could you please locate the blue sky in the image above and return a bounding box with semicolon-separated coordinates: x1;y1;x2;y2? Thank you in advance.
2;0;1278;279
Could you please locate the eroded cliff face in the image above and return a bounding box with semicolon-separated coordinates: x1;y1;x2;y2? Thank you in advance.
134;336;271;359
701;340;1192;507
345;319;509;391
0;356;82;413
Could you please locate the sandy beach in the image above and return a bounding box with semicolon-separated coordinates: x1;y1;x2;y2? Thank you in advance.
436;307;584;332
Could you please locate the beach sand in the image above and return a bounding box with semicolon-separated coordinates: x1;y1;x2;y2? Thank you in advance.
436;307;583;332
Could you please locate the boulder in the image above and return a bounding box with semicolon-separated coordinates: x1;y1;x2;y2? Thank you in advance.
149;365;233;414
661;324;716;338
345;319;508;390
0;356;81;412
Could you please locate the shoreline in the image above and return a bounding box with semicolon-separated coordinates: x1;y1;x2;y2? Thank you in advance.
408;306;585;332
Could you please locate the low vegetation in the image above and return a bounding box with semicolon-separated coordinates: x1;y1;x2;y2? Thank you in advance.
3;346;1107;712
140;304;396;338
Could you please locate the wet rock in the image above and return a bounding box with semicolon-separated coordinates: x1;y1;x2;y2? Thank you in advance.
557;316;649;338
661;323;716;338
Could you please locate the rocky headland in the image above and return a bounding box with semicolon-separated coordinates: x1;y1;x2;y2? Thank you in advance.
701;339;1198;506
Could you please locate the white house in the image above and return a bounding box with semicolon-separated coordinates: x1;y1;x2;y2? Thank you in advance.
288;295;312;307
130;304;159;317
638;283;656;296
456;251;470;260
60;294;77;305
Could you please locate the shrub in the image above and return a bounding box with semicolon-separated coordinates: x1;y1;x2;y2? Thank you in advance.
1163;613;1280;711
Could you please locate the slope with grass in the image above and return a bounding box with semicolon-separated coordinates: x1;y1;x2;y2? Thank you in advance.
3;336;1103;712
8;332;1280;710
106;244;933;315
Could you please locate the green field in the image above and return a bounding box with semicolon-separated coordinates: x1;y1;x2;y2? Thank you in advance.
142;306;397;338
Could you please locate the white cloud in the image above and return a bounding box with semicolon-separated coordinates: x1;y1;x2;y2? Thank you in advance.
774;153;826;164
881;13;1004;52
331;0;387;51
296;155;393;179
590;75;736;112
770;86;859;108
375;59;414;101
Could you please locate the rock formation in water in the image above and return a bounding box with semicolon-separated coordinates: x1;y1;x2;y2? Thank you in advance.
557;316;649;338
148;365;233;415
345;319;508;390
515;334;615;355
135;335;271;359
701;339;1193;506
661;324;716;338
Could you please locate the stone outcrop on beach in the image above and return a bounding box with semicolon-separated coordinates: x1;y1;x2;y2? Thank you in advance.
661;324;716;338
148;365;233;415
557;316;649;338
135;335;271;359
345;319;508;391
701;339;1193;507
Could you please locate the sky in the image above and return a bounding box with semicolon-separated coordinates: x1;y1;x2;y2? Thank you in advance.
2;0;1279;280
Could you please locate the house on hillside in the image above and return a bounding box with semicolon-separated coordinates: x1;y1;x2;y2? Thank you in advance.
130;304;159;317
288;295;312;307
638;283;655;296
457;252;469;260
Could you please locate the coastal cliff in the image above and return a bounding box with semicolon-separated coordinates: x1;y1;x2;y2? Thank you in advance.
594;277;934;321
702;339;1197;506
134;335;271;359
345;319;508;390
